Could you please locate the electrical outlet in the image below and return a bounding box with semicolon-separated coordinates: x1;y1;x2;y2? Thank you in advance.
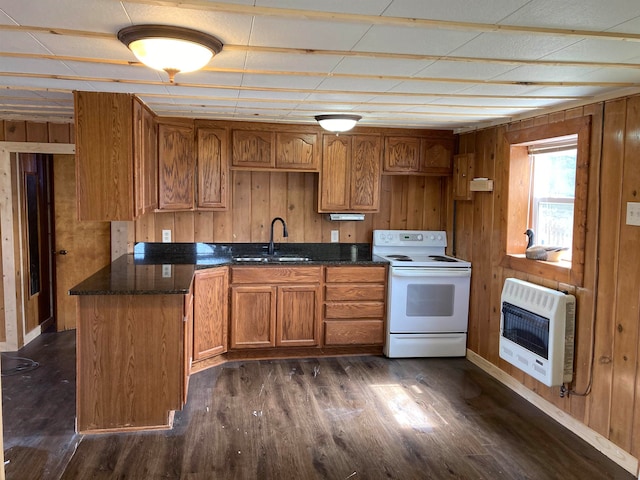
162;229;171;242
162;265;172;278
331;230;339;242
627;202;640;226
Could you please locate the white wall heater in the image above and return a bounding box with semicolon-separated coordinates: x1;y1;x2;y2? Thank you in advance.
499;278;576;387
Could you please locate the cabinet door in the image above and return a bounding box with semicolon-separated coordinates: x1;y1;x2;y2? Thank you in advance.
383;136;421;173
74;91;134;221
142;105;158;213
133;99;158;216
453;153;474;201
318;134;350;212
275;132;319;171
197;127;229;210
158;122;195;210
350;135;382;211
194;268;229;360
421;139;453;174
183;288;194;405
230;285;276;348
231;130;275;168
277;284;320;347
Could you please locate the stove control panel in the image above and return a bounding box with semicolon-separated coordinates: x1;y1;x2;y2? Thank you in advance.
373;230;447;247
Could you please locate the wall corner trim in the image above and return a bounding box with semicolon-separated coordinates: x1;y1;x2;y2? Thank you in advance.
465;349;638;476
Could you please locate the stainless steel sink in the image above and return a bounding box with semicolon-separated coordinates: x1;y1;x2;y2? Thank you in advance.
233;255;311;263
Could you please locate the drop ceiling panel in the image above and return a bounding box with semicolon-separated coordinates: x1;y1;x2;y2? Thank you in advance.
121;3;254;45
315;76;401;93
332;57;433;77
382;0;530;23
1;0;129;32
243;51;342;73
541;39;640;63
240;73;324;89
257;0;392;15
451;32;580;60
31;34;134;61
0;31;51;54
354;26;479;56
249;17;370;50
415;61;517;81
499;0;640;30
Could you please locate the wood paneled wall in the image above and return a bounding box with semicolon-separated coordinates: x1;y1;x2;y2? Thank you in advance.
456;95;640;460
134;172;450;244
0;120;73;143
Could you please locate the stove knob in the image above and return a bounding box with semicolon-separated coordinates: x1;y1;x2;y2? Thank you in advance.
417;234;423;240
429;235;435;240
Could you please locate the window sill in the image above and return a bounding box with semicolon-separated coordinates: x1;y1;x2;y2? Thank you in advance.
500;254;575;285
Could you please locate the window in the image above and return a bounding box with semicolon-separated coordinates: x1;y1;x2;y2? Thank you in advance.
529;139;577;261
502;116;591;286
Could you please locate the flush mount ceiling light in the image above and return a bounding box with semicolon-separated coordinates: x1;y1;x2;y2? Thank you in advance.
315;114;362;134
117;25;223;83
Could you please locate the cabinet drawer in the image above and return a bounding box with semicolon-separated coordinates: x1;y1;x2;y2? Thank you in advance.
325;266;386;283
324;320;384;345
324;302;384;319
325;284;385;302
231;266;322;284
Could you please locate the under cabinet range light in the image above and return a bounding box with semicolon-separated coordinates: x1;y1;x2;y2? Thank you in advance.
315;114;362;133
117;25;223;83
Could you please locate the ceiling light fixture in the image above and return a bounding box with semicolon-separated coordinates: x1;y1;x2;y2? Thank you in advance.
117;25;223;83
315;114;362;134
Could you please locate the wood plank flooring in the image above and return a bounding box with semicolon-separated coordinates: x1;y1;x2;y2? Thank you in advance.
2;332;635;479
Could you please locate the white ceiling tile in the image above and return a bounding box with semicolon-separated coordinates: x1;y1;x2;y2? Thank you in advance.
541;39;640;63
354;26;478;56
499;0;640;30
389;81;470;95
121;3;254;45
1;0;130;32
415;61;517;81
256;0;392;15
243;52;342;73
249;17;370;50
332;57;432;77
383;0;531;23
240;73;323;89
1;57;74;76
315;77;401;92
490;65;601;82
209;50;250;70
32;34;132;61
450;33;578;60
238;90;308;100
0;31;50;54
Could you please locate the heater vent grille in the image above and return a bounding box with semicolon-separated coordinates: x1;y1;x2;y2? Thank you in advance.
499;278;575;387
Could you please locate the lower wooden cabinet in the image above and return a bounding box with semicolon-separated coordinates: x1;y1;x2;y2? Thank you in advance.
323;266;387;346
230;266;322;349
193;267;229;361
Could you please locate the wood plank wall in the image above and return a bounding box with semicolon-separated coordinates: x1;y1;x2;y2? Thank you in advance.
456;95;640;460
134;173;450;244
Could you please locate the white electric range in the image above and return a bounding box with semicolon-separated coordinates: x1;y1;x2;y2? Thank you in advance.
373;230;471;358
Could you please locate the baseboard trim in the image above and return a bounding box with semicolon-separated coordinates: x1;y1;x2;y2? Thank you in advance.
466;349;639;477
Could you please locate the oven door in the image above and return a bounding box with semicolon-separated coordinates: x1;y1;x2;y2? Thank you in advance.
388;267;471;333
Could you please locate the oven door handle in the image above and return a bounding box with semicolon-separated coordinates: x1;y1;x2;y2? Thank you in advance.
391;268;471;277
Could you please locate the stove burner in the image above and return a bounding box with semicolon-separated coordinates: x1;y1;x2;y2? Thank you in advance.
428;255;458;262
387;255;413;261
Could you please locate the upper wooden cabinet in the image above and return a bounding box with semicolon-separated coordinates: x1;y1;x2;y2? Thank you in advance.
382;133;454;175
197;126;229;210
158;120;195;210
157;120;229;211
231;127;319;171
318;133;382;213
75;91;157;221
133;98;158;217
383;136;422;173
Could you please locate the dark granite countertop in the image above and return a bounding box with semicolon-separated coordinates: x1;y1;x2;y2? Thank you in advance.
70;242;387;295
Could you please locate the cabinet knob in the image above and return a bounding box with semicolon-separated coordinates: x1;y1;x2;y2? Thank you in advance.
56;249;68;255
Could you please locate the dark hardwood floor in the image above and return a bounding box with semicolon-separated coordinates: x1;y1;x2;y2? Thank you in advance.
2;331;634;479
